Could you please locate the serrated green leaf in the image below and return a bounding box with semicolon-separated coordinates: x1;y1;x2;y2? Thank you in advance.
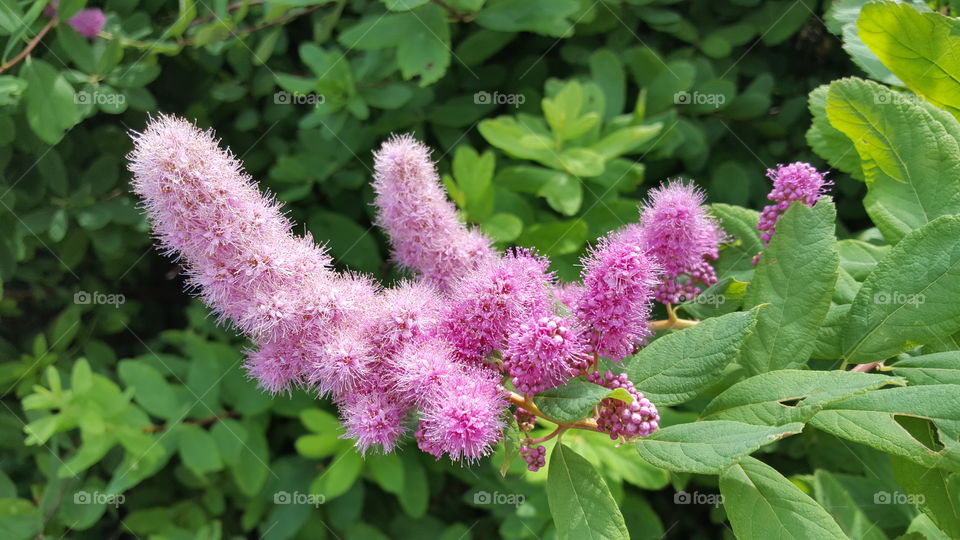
625;309;759;405
547;443;628;540
721;457;847;539
701;369;904;425
635;421;804;474
535;377;623;424
842;216;960;364
891;352;960;385
741;200;838;374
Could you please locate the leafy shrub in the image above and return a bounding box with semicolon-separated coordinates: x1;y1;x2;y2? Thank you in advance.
8;1;960;539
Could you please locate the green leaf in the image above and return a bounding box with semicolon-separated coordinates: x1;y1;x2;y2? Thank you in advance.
308;211;381;274
20;60;80;144
625;309;759;405
231;424;269;497
396;5;451;86
634;421;804;474
838;239;890;280
0;498;42;540
537;172;582;216
518;219;587;256
382;0;428;10
178;424;223;475
806;85;863;180
398;453;428;517
312;449;364;501
367;453;405;495
720;457;847;539
589;50;625;121
701;369;905;425
825;77;960;243
741;200;839;374
475;0;580;38
589;124;662;160
452;145;495;219
809;385;960;471
842;216;960;364
813;469;888;540
891;352;960;385
546;443;629;540
481;213;522;242
711;203;762;280
535;377;629;424
859;2;960;118
118;360;182;420
499;417;521;477
891;416;960;538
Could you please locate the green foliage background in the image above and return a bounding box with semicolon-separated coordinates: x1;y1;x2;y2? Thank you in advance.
0;0;901;538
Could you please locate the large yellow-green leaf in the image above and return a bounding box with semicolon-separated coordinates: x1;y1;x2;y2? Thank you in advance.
859;2;960;118
826;77;960;243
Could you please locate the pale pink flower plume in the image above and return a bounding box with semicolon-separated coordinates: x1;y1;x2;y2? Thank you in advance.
372;134;495;291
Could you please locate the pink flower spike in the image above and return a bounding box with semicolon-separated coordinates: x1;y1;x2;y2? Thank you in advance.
372;134;495;291
576;232;660;362
128;115;374;393
638;181;724;304
338;387;409;455
755;162;831;263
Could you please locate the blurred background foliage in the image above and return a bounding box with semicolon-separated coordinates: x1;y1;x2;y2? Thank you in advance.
0;0;876;538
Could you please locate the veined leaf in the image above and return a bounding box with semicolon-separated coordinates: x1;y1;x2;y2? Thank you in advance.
891;352;960;386
625;309;759;406
842;216;960;364
635;421;804;474
720;457;846;539
547;443;628;540
741;199;839;374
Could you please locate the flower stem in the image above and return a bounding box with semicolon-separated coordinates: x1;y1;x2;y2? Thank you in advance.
850;360;883;373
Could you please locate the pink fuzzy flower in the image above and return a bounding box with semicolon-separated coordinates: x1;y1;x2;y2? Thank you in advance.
128;115;375;393
438;248;554;364
372;135;495;291
576;231;660;362
638;181;723;304
338;385;409;455
69;8;105;39
755;162;831;263
389;339;460;407
503;314;591;394
416;366;506;461
370;281;442;356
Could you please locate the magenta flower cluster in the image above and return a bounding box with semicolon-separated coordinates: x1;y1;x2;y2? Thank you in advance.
45;1;106;39
755;162;831;263
129;115;726;463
